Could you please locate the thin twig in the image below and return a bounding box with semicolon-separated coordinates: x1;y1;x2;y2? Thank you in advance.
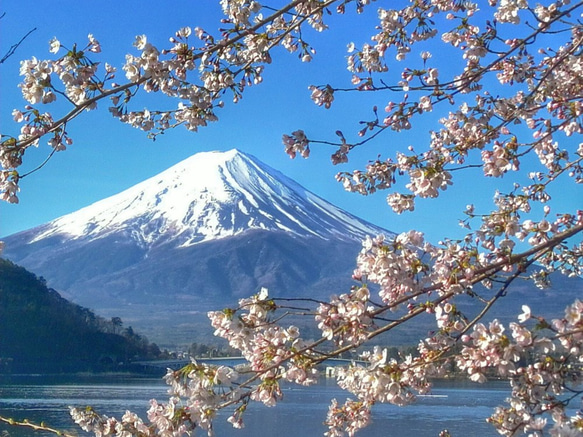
0;25;36;65
0;415;75;437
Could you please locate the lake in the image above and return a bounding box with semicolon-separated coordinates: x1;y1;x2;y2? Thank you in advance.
0;376;510;436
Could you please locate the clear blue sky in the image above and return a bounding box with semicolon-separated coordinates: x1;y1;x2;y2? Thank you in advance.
0;1;578;244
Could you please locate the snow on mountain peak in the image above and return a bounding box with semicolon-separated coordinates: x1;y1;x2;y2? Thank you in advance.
29;149;388;247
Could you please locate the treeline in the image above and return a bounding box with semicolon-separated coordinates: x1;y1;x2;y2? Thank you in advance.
0;259;163;374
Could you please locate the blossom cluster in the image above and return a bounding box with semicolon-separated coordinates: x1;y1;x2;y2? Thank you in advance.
315;285;373;346
70;359;241;436
338;346;432;406
209;288;320;390
455;301;583;436
353;232;430;306
68;288;323;436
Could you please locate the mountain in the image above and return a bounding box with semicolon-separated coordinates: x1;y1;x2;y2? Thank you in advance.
16;148;386;246
5;149;580;348
2;149;392;345
0;259;163;373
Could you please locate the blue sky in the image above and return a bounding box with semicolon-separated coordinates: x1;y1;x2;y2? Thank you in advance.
1;1;578;244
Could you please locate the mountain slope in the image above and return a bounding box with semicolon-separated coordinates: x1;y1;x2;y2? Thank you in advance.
2;149;391;345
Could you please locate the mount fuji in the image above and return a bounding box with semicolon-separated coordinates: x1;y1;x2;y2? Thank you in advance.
2;149;392;344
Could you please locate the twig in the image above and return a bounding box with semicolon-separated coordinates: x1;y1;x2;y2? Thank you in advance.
0;415;75;437
0;25;36;65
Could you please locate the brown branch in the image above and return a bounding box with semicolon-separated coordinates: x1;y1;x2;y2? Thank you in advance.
306;1;583;151
0;415;75;437
6;0;342;160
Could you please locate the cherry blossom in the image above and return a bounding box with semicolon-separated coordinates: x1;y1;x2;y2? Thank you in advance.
2;0;583;436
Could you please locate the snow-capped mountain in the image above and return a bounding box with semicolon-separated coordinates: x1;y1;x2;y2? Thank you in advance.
26;149;384;247
3;149;582;348
2;149;392;345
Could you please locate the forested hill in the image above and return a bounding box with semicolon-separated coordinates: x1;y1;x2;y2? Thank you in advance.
0;259;162;374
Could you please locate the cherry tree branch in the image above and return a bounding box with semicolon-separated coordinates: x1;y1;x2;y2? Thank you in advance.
0;415;74;437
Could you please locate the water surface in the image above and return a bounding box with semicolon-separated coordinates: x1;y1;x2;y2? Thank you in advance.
0;376;509;436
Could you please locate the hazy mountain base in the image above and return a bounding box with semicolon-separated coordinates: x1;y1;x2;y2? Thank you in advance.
5;231;582;349
94;269;583;350
4;230;365;346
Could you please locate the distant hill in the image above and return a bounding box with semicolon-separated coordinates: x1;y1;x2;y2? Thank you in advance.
0;259;162;374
